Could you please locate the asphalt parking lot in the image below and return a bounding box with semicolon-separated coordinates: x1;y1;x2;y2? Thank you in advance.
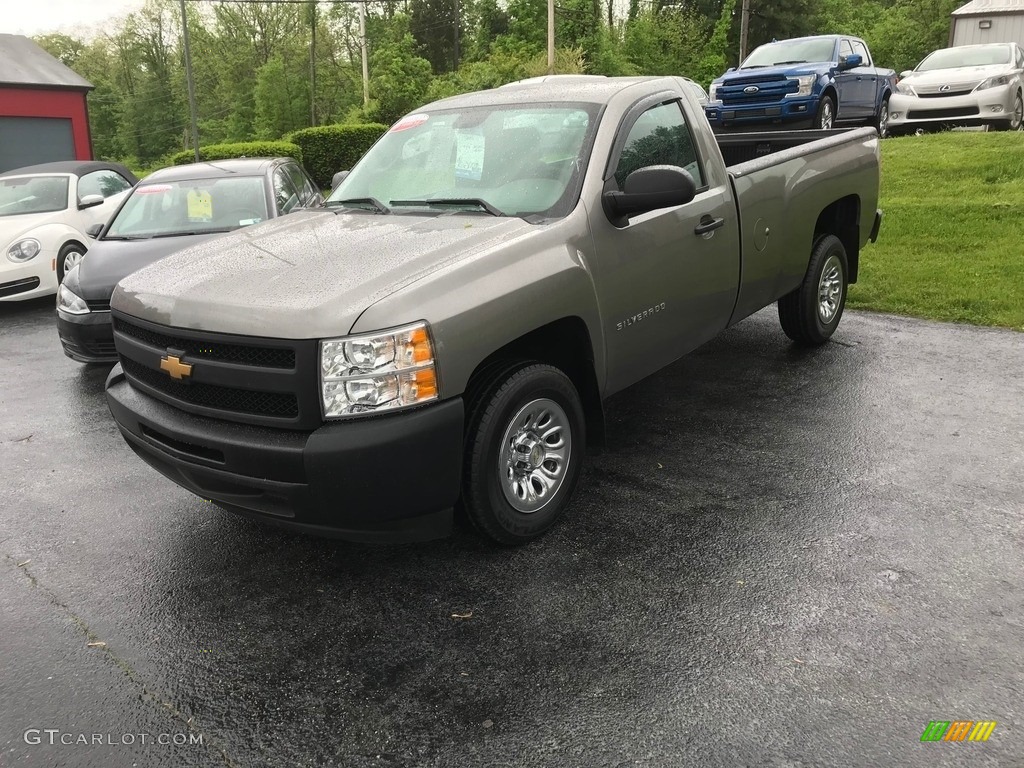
1;297;1021;768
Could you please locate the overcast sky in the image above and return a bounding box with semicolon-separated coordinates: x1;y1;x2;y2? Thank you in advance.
5;0;145;37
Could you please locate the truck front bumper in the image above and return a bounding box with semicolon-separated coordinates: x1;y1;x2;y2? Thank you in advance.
106;365;464;542
705;96;818;131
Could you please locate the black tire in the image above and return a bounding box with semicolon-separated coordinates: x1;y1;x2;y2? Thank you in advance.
814;95;836;130
57;241;86;283
874;96;890;138
462;361;585;545
778;234;848;346
989;91;1023;132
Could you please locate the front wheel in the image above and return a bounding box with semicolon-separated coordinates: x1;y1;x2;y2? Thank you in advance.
57;242;86;283
462;362;585;545
814;95;836;130
778;234;849;346
991;91;1023;132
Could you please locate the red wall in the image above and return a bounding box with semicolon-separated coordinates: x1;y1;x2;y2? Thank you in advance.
0;87;93;160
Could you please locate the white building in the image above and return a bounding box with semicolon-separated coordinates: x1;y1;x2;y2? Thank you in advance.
950;0;1024;46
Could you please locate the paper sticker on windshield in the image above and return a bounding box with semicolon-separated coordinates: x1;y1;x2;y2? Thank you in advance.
455;133;485;181
187;189;213;221
391;113;429;132
137;184;172;195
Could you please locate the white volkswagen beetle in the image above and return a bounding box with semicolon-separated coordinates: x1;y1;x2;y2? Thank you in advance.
0;160;137;302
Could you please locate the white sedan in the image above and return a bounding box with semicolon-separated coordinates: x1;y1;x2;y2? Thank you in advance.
0;160;137;302
889;43;1024;135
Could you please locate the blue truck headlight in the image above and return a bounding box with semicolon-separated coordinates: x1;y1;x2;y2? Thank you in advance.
785;76;816;97
320;322;438;418
708;83;720;102
7;238;41;262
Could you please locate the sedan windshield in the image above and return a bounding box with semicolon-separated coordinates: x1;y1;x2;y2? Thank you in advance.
106;176;269;238
0;176;69;217
917;45;1011;71
742;39;837;68
327;103;599;219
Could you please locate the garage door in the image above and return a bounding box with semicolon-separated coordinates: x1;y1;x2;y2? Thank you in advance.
0;117;76;174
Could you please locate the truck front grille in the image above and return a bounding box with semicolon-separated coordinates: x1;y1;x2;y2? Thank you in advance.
112;312;320;429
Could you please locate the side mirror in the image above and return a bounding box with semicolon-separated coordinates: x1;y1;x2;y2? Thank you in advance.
331;170;349;190
86;223;103;239
726;67;736;73
603;165;696;222
78;194;104;210
838;54;863;71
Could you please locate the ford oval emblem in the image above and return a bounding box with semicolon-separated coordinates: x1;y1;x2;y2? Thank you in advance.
744;86;760;94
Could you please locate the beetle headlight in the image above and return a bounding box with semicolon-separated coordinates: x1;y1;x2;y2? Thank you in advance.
785;75;816;97
320;322;438;418
7;238;41;263
975;75;1010;91
56;283;89;315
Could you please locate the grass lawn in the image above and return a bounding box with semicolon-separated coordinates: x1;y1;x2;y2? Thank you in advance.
847;131;1024;330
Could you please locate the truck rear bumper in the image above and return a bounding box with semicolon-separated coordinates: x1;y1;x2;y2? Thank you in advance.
105;365;464;542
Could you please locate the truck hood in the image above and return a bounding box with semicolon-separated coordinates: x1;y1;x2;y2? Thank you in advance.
900;65;1008;89
715;62;830;86
112;209;535;339
77;233;221;302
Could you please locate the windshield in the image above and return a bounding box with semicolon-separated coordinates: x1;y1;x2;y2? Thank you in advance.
327;103;600;219
0;176;69;217
917;45;1011;71
742;39;837;68
106;176;269;238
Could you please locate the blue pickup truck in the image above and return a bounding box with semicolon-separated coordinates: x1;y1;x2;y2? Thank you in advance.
705;35;897;135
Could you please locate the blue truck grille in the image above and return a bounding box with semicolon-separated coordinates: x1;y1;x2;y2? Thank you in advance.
718;76;797;105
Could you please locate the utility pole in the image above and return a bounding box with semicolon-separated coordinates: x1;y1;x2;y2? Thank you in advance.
547;0;555;74
739;0;751;64
309;2;317;125
358;1;369;108
179;0;200;162
452;0;460;70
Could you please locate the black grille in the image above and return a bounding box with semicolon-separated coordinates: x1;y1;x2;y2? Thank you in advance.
86;298;111;311
82;339;117;357
918;90;972;99
121;356;299;419
114;317;295;369
908;106;978;119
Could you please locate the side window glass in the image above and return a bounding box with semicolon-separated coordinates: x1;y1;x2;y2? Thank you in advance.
852;41;870;65
273;167;300;214
79;170;131;200
839;40;854;60
613;101;705;190
285;164;313;206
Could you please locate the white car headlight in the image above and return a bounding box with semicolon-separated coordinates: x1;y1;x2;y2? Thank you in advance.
975;75;1010;91
785;75;816;97
320;321;438;419
7;238;41;263
895;81;917;96
708;83;720;102
56;283;89;315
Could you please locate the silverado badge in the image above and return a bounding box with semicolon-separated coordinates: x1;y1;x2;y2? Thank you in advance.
159;354;193;380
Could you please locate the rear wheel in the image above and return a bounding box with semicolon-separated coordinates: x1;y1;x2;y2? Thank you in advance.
778;234;848;346
814;95;836;130
874;97;890;138
57;242;86;283
462;362;585;545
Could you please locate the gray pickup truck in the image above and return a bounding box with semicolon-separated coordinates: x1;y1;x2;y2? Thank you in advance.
105;75;882;545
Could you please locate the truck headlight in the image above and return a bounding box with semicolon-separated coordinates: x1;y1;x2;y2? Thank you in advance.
785;75;816;97
975;75;1010;91
7;238;41;262
320;321;438;418
56;283;89;315
708;83;720;102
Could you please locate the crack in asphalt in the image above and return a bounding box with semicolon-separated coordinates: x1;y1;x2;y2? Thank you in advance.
3;552;241;768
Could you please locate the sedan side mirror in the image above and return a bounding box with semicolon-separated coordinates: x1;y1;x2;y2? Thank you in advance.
603;165;697;223
331;170;349;190
838;54;863;71
78;194;105;210
85;223;103;239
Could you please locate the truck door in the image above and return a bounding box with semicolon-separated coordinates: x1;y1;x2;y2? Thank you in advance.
589;97;741;395
851;40;880;116
837;39;875;119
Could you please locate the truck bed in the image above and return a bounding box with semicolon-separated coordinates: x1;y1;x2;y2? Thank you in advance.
716;128;864;168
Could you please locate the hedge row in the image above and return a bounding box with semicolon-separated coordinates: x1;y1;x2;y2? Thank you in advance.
285;124;388;188
169;141;302;167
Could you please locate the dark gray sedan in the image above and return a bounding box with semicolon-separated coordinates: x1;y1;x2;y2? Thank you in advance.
57;156;322;363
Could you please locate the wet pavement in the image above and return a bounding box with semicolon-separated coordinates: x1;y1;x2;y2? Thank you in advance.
1;297;1021;768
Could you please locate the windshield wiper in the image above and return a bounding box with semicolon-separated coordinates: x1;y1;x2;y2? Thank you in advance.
102;235;151;241
325;197;390;214
389;198;504;216
773;60;809;65
151;229;232;238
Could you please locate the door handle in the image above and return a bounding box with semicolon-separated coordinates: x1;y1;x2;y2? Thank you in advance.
694;216;725;235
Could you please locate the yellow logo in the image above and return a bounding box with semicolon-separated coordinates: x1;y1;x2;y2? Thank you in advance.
159;354;193;380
